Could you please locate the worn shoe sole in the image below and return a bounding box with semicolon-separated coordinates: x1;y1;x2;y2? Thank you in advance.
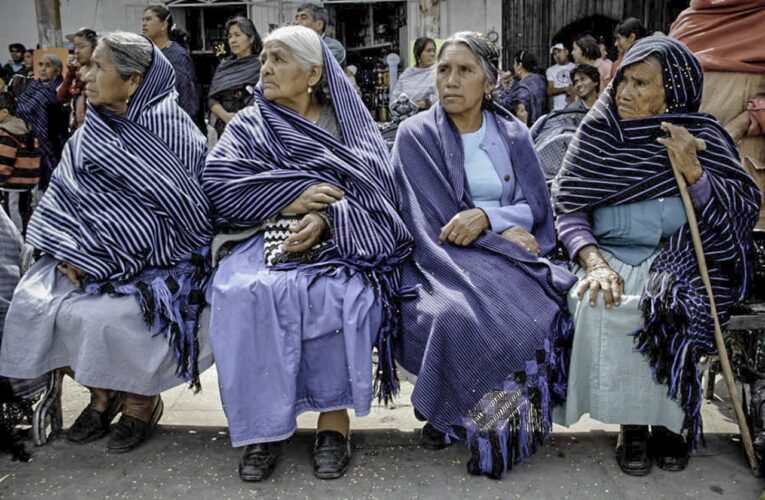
107;398;164;454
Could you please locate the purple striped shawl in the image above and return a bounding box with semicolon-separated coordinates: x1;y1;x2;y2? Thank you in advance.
551;37;762;445
26;47;212;388
16;75;67;187
392;102;576;477
203;40;414;401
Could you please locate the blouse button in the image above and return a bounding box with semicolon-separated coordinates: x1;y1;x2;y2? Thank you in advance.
504;175;510;182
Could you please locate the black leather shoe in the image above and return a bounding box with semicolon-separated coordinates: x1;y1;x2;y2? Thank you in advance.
651;426;690;472
107;397;163;453
420;422;450;450
239;442;280;482
313;430;351;479
67;392;124;444
616;425;652;476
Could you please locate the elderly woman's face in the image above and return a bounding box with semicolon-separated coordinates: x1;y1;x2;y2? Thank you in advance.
436;44;492;119
615;59;666;119
37;58;60;83
260;40;322;109
85;44;141;115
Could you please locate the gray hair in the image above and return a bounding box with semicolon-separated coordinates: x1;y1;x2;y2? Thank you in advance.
438;31;499;88
296;3;329;33
40;53;63;73
264;25;323;71
99;31;153;80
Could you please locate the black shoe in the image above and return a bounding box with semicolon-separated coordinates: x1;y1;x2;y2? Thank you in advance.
67;392;124;444
106;397;163;453
313;430;351;479
651;426;690;472
616;425;652;476
420;422;449;450
239;442;280;482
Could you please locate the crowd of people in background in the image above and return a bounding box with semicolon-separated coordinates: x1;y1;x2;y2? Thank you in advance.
0;0;763;488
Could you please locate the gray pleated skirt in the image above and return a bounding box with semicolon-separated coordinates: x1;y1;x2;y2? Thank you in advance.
0;257;213;395
554;250;686;433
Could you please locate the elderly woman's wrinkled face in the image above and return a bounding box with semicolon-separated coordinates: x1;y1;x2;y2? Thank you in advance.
615;59;666;119
73;36;94;66
228;23;253;58
85;44;142;115
436;43;492;118
37;58;60;83
419;42;436;67
260;40;322;108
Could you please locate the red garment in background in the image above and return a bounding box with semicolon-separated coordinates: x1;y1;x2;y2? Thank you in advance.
669;0;765;73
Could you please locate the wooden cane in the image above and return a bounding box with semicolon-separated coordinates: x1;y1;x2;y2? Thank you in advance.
668;137;760;475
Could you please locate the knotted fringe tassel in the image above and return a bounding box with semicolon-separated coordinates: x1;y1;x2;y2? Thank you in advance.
636;271;704;448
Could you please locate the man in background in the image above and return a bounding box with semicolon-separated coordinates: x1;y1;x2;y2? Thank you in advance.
294;3;346;66
3;44;26;85
546;43;575;112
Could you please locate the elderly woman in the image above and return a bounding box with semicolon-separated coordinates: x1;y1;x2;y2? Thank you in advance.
208;17;262;138
203;26;411;482
391;32;576;479
0;32;213;454
16;53;68;190
552;37;761;476
391;37;438;110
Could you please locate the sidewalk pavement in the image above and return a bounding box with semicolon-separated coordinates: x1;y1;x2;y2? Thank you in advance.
0;369;762;499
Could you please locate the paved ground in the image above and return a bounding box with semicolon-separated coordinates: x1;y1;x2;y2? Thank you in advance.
0;370;762;499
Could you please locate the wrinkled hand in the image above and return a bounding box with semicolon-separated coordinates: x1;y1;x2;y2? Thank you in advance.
439;209;489;246
283;212;327;254
577;263;624;308
282;183;344;215
500;225;540;255
57;262;86;288
657;122;705;185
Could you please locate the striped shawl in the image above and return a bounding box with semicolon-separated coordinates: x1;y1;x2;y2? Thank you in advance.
25;47;212;388
551;37;762;444
203;41;414;400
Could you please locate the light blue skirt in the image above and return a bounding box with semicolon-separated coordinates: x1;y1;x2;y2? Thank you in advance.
0;257;213;395
208;235;382;447
554;250;685;433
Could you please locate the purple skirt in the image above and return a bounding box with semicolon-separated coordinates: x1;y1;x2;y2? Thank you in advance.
208;235;381;447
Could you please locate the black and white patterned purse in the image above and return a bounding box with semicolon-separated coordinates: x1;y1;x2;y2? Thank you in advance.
262;214;332;267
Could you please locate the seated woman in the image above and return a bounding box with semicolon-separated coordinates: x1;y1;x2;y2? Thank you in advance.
391;37;437;111
208;17;262;138
203;26;412;483
0;32;213;454
552;37;761;476
391;31;576;479
563;64;600;112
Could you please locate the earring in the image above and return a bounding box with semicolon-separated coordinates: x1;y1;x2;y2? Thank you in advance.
307;86;313;95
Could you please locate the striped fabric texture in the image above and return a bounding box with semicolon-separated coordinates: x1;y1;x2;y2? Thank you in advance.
25;47;211;282
391;102;576;477
0;128;40;190
551;37;761;445
203;40;414;400
15;76;66;186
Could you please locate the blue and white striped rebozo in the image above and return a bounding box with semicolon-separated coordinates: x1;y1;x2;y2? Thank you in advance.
551;36;761;445
22;47;212;387
203;40;414;400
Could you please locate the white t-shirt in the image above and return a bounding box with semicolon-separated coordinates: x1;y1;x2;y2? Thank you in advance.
546;62;575;111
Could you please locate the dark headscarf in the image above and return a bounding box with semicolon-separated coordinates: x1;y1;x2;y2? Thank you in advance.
552;37;761;445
